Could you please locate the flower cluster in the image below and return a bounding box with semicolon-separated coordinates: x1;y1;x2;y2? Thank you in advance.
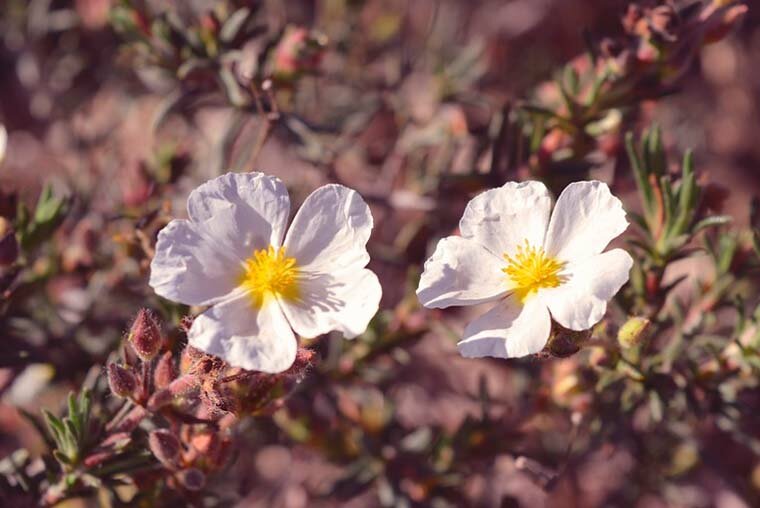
149;173;632;372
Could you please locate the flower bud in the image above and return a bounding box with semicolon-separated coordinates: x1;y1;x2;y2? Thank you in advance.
617;317;652;349
107;363;137;398
154;351;177;389
129;309;162;361
148;429;181;469
176;467;205;491
271;26;326;82
547;322;591;358
147;388;174;411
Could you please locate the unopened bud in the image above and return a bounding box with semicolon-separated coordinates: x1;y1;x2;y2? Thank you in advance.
107;363;137;398
129;309;162;361
271;26;326;82
147;388;174;411
547;323;591;358
148;429;181;469
176;467;205;491
0;220;18;266
617;317;652;349
154;351;177;389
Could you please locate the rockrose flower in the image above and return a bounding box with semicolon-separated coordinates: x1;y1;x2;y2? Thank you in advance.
417;180;633;359
150;172;381;373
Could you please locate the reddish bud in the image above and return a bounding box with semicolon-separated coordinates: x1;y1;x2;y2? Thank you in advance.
147;388;173;411
148;429;181;469
107;363;137;398
271;26;326;82
154;351;177;389
129;309;162;361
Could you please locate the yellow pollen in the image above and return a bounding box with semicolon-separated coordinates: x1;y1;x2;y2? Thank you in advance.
239;246;300;308
502;241;566;302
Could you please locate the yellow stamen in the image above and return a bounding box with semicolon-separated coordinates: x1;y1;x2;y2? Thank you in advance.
239;246;300;308
503;241;566;302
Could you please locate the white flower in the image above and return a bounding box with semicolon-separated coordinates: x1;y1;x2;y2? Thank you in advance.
150;172;382;373
417;180;633;359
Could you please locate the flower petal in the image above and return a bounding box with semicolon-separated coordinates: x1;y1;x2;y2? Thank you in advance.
283;184;372;274
543;180;628;262
149;219;241;306
417;236;508;309
458;295;551;358
459;181;552;256
540;248;633;331
187;172;291;259
187;293;297;373
279;268;382;339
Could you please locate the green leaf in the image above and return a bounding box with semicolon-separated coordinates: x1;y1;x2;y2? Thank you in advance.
645;126;666;176
649;391;664;422
63;419;80;458
659;175;675;234
596;370;624;392
563;65;580;96
52;450;73;466
219;8;251;45
717;234;738;274
694;215;732;233
217;66;249;108
672;150;698;236
626;132;654;220
79;390;92;440
43;410;65;447
67;392;82;441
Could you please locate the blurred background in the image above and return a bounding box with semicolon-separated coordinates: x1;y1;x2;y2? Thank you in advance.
0;1;759;507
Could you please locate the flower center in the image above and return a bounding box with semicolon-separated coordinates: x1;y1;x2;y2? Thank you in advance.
239;246;300;307
502;241;566;302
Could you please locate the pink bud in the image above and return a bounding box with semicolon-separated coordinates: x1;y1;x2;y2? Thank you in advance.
148;429;181;469
129;309;162;361
107;363;137;398
154;351;177;389
147;388;173;411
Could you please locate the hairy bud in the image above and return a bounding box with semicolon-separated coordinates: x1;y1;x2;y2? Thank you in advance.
546;322;592;358
107;363;137;398
148;429;181;469
154;351;177;389
129;309;162;361
147;388;174;411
